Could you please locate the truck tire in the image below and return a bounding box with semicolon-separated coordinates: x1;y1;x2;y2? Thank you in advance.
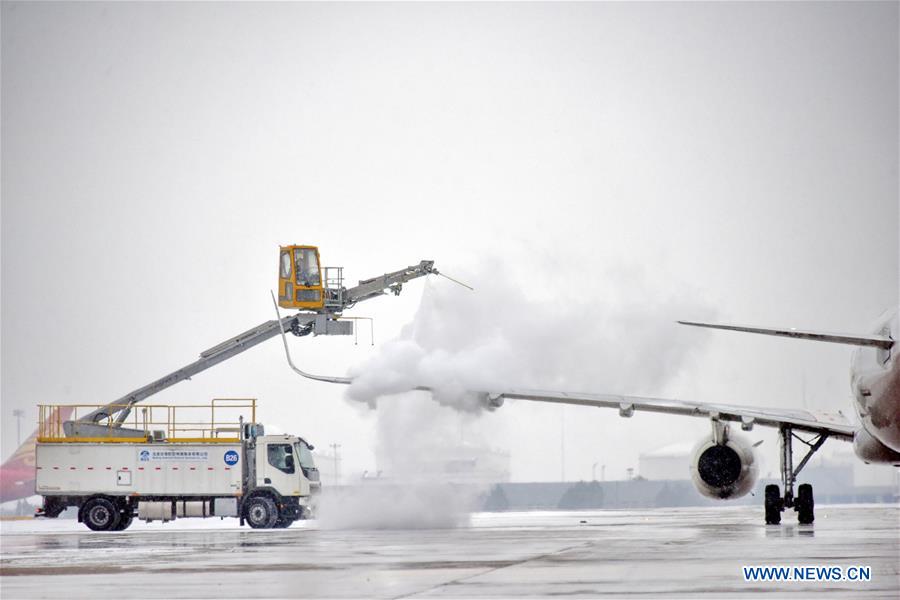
81;497;121;531
244;496;278;529
112;513;134;531
273;515;294;528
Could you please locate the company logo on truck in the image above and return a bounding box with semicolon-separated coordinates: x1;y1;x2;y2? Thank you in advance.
224;450;239;466
136;450;210;461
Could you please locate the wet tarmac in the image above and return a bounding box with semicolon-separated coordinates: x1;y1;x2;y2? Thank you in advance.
1;505;897;598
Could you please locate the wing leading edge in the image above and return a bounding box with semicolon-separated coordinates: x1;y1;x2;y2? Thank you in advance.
487;388;856;440
677;321;894;349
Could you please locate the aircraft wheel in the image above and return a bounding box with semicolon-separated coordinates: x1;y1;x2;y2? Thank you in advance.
796;483;814;524
764;484;782;525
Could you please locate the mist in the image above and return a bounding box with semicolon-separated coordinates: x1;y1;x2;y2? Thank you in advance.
317;260;718;528
347;260;717;407
317;395;482;529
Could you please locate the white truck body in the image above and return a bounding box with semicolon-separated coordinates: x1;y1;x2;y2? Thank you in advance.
36;433;320;530
36;442;243;497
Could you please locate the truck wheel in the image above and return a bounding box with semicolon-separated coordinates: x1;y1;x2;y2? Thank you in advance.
112;513;134;531
81;497;121;531
273;515;294;528
244;496;278;529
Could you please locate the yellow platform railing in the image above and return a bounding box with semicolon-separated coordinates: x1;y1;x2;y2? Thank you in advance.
37;398;256;443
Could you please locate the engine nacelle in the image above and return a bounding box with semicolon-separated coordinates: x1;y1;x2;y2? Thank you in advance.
853;427;900;465
478;393;504;410
690;429;758;500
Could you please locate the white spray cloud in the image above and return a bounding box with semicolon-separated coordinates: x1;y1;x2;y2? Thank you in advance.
317;394;484;530
318;259;717;529
346;260;716;408
317;479;476;530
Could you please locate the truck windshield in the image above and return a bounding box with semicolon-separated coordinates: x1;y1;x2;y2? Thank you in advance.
295;442;316;470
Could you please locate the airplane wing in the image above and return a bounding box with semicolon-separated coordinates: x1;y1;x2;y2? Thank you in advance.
485;388;857;440
677;321;894;349
270;298;857;441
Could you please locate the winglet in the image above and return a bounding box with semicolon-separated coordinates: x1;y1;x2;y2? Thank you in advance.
678;320;893;350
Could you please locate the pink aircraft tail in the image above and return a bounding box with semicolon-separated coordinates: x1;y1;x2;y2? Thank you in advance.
1;406;75;503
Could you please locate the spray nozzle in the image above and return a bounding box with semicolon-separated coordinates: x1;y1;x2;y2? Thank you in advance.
434;270;474;291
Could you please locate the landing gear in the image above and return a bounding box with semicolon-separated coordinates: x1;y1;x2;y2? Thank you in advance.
766;426;826;525
764;484;782;525
796;483;815;525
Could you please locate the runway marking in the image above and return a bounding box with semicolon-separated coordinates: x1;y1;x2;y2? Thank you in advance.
391;541;594;600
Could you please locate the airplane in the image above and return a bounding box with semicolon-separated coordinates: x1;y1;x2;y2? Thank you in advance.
273;296;899;526
0;407;74;505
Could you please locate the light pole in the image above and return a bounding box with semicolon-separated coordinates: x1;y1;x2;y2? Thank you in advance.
12;409;25;446
329;443;342;486
592;462;599;481
560;407;565;482
11;409;26;516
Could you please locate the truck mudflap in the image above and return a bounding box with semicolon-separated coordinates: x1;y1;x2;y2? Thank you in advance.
278;498;304;520
35;496;68;519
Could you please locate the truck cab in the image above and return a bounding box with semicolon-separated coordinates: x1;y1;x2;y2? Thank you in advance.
254;435;316;494
243;434;320;528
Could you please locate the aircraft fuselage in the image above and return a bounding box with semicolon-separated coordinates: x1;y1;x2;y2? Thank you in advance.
851;306;900;464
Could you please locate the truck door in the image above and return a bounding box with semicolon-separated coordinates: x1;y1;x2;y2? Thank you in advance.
260;442;301;496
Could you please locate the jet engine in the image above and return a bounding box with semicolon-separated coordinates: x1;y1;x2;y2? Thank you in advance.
690;423;759;500
477;392;505;411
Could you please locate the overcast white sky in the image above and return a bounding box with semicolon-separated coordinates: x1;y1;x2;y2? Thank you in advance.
2;2;897;482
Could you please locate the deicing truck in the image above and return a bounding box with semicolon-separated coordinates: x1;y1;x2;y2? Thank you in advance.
35;400;320;530
33;247;440;531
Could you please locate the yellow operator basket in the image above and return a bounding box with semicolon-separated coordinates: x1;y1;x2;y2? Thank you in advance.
278;245;325;310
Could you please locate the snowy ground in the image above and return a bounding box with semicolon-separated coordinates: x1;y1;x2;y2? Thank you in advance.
1;505;898;598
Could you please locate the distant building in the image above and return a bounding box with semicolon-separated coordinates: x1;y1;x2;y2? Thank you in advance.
375;443;511;485
638;442;693;481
